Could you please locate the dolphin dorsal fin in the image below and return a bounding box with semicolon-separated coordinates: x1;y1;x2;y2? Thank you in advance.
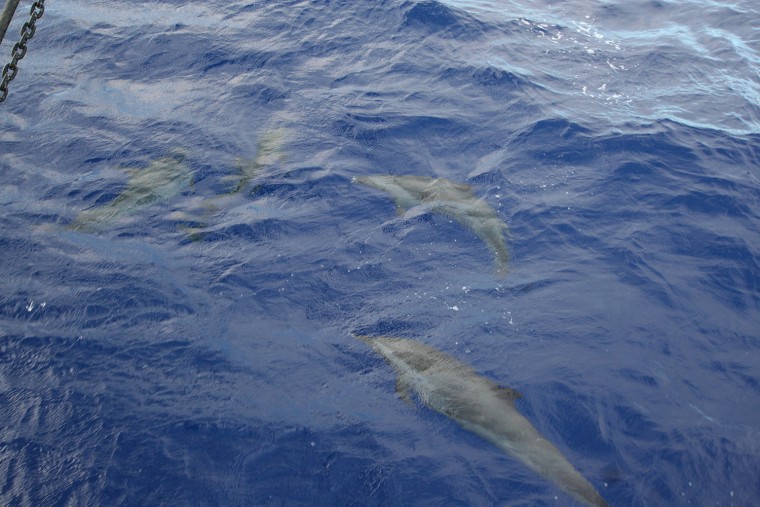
492;384;523;404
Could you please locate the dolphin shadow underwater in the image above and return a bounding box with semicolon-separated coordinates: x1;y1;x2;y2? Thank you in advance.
354;174;509;276
355;335;609;507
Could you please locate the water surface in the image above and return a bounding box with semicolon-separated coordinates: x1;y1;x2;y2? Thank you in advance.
1;1;759;505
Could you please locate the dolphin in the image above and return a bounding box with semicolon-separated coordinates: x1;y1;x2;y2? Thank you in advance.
170;129;287;241
355;335;609;507
220;128;285;196
354;174;509;275
70;153;193;231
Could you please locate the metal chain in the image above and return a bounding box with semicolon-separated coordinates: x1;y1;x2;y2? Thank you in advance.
0;0;45;103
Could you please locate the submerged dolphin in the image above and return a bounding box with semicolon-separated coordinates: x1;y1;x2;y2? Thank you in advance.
354;175;509;275
220;128;286;196
70;153;193;231
356;335;608;507
171;129;287;241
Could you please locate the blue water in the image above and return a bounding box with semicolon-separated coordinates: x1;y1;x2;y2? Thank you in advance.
1;0;759;505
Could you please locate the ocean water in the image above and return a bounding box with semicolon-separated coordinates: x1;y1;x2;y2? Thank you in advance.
1;0;759;506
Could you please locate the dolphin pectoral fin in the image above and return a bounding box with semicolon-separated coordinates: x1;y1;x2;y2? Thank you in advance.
396;378;414;406
402;203;434;220
394;199;432;218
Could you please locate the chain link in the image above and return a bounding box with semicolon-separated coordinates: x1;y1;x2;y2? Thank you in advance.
0;1;45;103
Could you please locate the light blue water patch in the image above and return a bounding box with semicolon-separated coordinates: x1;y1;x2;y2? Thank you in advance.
442;0;760;134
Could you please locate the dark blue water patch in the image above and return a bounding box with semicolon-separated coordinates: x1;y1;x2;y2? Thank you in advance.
470;65;527;89
278;165;341;184
245;171;352;203
77;285;194;330
708;359;760;397
401;0;488;39
352;318;430;339
510;118;594;164
666;223;757;262
332;118;385;146
603;135;699;171
608;160;661;184
612;420;760;506
511;203;595;256
228;82;288;105
197;218;285;243
618;368;661;389
605;243;678;309
22;119;191;178
0;236;42;257
332;114;464;149
656;225;760;311
24;125;127;175
663;177;758;218
226;424;391;507
613;402;668;448
220;2;260;19
707;133;760;175
514;119;722;170
79;27;263;84
246;181;299;199
636;41;697;71
208;262;287;293
299;279;356;322
515;117;593;140
1;243;196;330
42;182;87;200
138;119;204;143
343;113;469;147
90;189;124;207
596;1;669;29
440;64;538;96
0;332;251;506
299;32;365;60
42;19;118;61
332;113;391;145
602;400;739;504
0;294;53;324
517;381;600;446
47;129;144;173
198;45;287;76
210;266;352;322
0;437;102;506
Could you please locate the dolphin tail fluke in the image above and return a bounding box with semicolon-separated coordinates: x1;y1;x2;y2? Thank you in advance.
492;249;509;277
